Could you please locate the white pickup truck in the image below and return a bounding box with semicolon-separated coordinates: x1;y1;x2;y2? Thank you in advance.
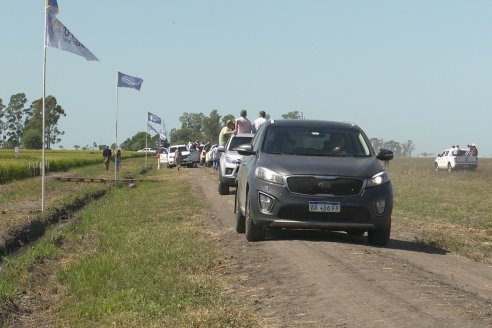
434;148;478;172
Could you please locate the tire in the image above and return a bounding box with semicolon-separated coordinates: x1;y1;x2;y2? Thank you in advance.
367;219;391;246
218;181;229;195
447;163;453;172
434;163;439;171
235;194;245;233
245;196;265;242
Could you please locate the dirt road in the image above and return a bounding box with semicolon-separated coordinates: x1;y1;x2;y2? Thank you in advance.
186;168;492;328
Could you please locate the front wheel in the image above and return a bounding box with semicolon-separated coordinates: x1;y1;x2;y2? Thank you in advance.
234;193;245;233
218;181;229;195
434;163;439;171
367;220;391;246
245;196;265;242
447;163;453;172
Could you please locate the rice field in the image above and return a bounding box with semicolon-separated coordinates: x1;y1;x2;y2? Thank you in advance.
0;149;145;184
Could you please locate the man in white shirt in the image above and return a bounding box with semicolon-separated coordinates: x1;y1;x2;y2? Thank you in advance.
253;110;267;132
452;145;460;156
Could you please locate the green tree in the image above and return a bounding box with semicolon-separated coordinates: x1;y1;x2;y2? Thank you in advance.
27;96;66;149
383;140;402;157
74;145;80;150
179;112;205;132
120;131;151;151
221;114;235;125
281;111;302;119
21;128;43;149
401;140;415;157
202;109;222;144
369;138;384;152
169;127;199;145
4;93;27;148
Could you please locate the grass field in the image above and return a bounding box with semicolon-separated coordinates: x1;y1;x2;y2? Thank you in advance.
387;157;492;262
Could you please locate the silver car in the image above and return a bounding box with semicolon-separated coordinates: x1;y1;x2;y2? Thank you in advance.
218;133;254;195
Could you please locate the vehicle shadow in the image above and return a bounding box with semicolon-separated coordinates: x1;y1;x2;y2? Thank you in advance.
266;229;448;256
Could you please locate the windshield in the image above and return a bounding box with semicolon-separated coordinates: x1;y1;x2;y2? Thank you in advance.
262;126;371;157
228;136;253;151
169;146;187;153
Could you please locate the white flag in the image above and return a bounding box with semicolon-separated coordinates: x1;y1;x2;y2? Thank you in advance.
159;131;167;140
147;122;158;134
46;14;99;61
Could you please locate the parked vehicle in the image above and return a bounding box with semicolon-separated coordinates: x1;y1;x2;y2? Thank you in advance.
137;147;156;153
234;119;394;245
434;148;478;172
218;133;254;195
167;145;194;168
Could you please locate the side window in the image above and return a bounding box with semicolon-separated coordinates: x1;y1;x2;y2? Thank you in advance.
252;125;266;151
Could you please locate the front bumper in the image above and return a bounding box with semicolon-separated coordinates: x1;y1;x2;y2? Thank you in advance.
248;180;393;231
219;161;241;187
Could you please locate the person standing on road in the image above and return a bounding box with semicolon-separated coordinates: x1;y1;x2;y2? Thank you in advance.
114;149;121;172
253;110;268;132
211;145;220;171
103;146;112;171
219;120;235;146
234;110;253;134
175;147;182;171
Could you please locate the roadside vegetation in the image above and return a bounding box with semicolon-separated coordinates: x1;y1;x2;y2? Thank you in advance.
0;158;259;327
0;155;490;325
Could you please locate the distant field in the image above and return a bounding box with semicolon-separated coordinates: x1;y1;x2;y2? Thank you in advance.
387;157;492;262
0;149;145;183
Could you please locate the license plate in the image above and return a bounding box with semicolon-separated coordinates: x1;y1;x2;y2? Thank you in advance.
309;201;341;212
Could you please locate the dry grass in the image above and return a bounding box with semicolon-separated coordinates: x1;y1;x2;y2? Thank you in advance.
387;157;492;262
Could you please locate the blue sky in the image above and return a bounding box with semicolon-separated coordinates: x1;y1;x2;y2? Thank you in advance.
2;1;492;156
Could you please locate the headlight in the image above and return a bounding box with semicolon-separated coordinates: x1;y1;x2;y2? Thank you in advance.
255;167;284;185
366;171;390;187
225;155;239;165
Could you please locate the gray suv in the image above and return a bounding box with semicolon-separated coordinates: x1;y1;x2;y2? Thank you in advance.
234;119;394;245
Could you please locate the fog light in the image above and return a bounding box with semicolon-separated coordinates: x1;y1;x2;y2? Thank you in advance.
375;198;386;215
258;192;274;212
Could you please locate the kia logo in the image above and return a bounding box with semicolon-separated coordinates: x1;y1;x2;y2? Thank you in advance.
318;181;332;191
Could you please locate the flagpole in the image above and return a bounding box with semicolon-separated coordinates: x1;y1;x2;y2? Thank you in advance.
115;70;119;181
41;5;48;212
145;123;148;169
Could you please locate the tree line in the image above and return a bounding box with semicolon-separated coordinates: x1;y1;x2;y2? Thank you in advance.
0;95;417;157
122;109;417;157
0;93;65;149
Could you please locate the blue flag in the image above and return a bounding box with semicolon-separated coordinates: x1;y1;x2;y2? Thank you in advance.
118;72;143;90
46;0;59;16
148;112;161;124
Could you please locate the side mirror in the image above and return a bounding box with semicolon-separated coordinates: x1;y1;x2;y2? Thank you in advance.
218;145;225;153
377;148;394;161
237;144;255;156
